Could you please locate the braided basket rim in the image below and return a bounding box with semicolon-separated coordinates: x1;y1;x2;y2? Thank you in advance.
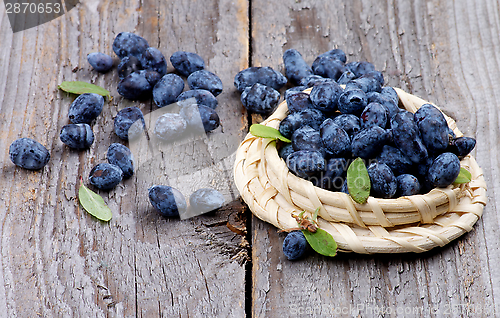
234;87;487;253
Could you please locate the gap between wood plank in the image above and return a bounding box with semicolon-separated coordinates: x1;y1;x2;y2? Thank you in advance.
245;1;253;318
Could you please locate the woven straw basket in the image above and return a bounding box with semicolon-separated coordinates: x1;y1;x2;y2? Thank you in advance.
234;87;487;254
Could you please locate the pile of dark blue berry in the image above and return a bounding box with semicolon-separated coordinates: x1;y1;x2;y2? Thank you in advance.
107;32;225;215
236;48;476;201
8;31;225;218
233;48;477;260
105;31;223;137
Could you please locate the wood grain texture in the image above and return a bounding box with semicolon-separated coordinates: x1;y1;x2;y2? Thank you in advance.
250;0;500;317
0;0;249;317
2;0;500;316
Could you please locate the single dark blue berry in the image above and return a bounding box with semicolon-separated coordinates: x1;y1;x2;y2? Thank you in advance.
299;75;333;87
153;74;185;107
396;174;420;196
139;47;167;76
367;162;397;198
241;83;280;114
188;70;223;96
87;52;113;73
114;107;146;140
177;89;218;109
448;137;476;158
318;49;347;63
345;61;360;74
366;92;400;119
154;113;187;142
283;49;313;85
320;118;351;157
234;66;287;92
180;104;220;133
344;81;362;91
391;111;428;164
117;56;142;79
118;72;152;100
68;93;104;124
9;138;50;170
279;144;294;160
362;71;384;85
312;56;346;81
415;156;434;179
427;152;461;188
112;32;149;60
283;231;308;261
310;81;343;113
89;163;123;190
286;150;325;179
60;123;94;149
189;188;225;214
279;114;301;139
148;185;187;217
332;114;361;138
348;76;381;93
284;86;307;100
319;157;347;191
138;69;162;86
292;126;323;153
338;88;367;115
351;126;388;158
170;51;205;77
107;143;134;179
337;70;356;85
346;61;375;78
295;108;327;130
197;105;220;132
376;145;413;176
279;108;326;139
381;87;399;105
360;102;388;129
414;104;449;154
286;92;313;113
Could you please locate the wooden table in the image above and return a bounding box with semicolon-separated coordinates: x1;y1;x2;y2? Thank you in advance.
0;0;499;317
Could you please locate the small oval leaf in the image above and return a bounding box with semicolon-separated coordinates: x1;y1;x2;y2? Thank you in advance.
78;178;113;221
250;124;291;143
454;167;472;184
59;81;111;98
302;228;337;257
347;158;370;204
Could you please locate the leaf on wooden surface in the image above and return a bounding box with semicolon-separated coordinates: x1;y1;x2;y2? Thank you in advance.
58;81;111;98
347;158;370;204
454;167;472;184
249;124;291;143
302;228;337;257
78;177;112;221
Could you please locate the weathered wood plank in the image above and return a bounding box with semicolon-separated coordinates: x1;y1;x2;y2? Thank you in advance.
250;0;500;317
0;0;249;317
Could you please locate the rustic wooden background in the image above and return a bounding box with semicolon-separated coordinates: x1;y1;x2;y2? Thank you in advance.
0;0;499;317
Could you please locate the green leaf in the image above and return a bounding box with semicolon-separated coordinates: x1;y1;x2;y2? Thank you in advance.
58;81;110;98
454;167;472;184
78;178;113;221
302;228;337;257
347;158;370;204
250;124;291;143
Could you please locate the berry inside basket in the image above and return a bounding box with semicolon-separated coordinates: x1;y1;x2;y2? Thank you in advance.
234;87;487;254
